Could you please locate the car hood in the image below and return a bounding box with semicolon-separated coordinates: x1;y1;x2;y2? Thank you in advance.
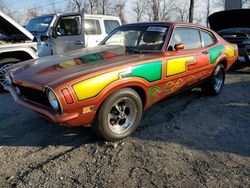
0;11;34;41
208;9;250;32
9;45;160;90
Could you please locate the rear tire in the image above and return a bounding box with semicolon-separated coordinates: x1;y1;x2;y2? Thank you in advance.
0;58;21;93
202;64;225;96
92;88;143;141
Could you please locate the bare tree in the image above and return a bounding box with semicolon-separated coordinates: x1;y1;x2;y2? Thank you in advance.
189;0;194;23
160;0;175;21
67;0;89;12
26;8;39;19
151;0;160;21
113;1;126;24
99;0;110;15
174;0;189;22
88;0;95;14
133;0;146;22
146;0;175;21
206;0;211;26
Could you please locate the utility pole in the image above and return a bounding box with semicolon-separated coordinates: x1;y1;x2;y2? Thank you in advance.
189;0;194;23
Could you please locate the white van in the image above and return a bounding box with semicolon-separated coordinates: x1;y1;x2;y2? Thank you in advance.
84;14;121;47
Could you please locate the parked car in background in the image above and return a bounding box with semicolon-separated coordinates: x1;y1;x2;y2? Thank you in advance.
208;9;250;65
0;11;121;92
4;22;238;141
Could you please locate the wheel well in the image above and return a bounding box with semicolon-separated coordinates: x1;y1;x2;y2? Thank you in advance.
130;86;147;108
219;60;227;70
0;51;33;62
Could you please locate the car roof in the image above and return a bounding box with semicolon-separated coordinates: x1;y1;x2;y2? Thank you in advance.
120;21;211;31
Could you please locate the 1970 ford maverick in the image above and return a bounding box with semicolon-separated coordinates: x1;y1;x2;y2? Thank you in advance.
4;22;238;141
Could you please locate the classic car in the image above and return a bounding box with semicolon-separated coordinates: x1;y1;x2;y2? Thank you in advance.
4;22;238;141
208;9;250;65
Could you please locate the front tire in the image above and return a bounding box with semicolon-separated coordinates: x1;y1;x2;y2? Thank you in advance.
202;64;225;96
0;58;21;93
93;88;143;141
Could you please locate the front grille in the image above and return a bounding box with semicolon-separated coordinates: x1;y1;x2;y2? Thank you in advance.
13;85;51;108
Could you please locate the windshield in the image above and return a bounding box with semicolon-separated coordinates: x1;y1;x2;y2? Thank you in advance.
26;16;53;33
101;25;168;52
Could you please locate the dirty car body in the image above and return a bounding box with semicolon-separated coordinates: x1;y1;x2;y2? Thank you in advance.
5;22;238;141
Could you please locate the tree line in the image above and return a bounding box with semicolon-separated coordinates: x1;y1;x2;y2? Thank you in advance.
0;0;250;25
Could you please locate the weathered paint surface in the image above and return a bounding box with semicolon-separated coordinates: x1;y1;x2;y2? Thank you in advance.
166;56;195;76
73;60;163;101
208;45;224;64
124;60;162;82
73;71;120;101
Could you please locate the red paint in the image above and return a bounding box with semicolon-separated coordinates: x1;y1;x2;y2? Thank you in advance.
61;88;74;104
188;55;210;70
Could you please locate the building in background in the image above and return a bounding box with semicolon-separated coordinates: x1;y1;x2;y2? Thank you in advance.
225;0;242;10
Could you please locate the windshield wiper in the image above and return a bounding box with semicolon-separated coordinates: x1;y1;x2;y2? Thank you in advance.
126;46;142;54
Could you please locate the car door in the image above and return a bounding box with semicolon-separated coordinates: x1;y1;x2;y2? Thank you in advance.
51;14;84;55
165;26;211;91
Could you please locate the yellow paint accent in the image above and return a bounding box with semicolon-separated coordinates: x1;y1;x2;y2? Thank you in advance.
224;45;235;58
58;61;77;68
167;56;195;76
73;71;119;100
82;106;94;114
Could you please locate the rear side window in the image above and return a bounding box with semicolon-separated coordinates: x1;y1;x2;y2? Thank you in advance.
84;19;101;35
104;20;120;34
200;30;215;47
168;27;202;50
56;15;81;36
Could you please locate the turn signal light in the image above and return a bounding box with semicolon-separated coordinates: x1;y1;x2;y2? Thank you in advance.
61;88;74;104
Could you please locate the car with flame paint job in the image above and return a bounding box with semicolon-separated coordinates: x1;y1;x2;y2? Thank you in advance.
4;22;238;141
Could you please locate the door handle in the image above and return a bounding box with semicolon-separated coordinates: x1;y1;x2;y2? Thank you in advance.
202;50;209;54
74;41;84;45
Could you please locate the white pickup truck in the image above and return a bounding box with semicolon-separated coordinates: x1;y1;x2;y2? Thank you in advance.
0;11;121;92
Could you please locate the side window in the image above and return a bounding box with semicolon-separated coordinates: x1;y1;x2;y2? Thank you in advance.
201;30;215;47
168;27;202;50
104;20;120;34
84;19;101;35
56;15;81;36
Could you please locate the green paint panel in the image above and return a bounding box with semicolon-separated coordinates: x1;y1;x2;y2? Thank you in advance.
208;45;224;64
124;61;162;82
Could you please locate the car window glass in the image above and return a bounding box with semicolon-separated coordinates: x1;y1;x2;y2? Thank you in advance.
138;30;166;50
84;19;101;35
26;16;53;33
104;20;120;34
105;30;141;46
201;30;215;47
103;26;168;52
168;27;201;50
56;15;81;36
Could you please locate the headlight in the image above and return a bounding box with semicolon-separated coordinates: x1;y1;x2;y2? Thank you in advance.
47;89;59;111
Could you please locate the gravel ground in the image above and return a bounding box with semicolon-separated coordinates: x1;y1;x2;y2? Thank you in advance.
0;68;249;188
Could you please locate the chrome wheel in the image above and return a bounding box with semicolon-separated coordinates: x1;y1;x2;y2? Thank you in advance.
107;97;137;134
213;66;224;92
0;64;12;87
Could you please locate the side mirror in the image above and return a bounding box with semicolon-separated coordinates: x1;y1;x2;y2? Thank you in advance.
51;27;57;38
174;43;185;51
